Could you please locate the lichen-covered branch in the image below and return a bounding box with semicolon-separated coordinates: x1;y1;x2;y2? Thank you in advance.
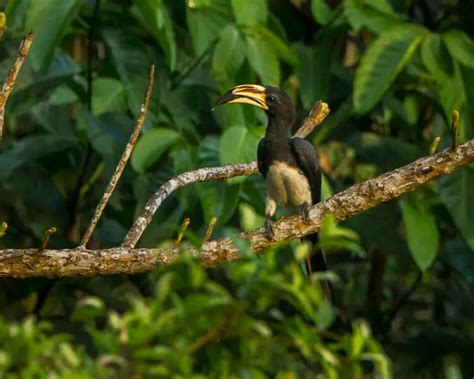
122;101;330;248
0;31;35;141
1;138;474;277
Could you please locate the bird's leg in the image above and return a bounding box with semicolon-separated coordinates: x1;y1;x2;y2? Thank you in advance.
265;215;275;241
265;196;277;241
299;202;312;224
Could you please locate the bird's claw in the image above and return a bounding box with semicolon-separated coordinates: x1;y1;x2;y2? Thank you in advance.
265;216;275;241
300;202;311;224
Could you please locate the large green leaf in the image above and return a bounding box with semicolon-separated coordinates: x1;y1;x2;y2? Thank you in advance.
421;33;463;122
311;0;333;25
400;199;439;271
353;24;428;114
246;35;280;86
25;0;84;72
421;33;453;81
131;128;180;173
92;78;127;115
219;126;248;165
344;0;401;34
0;135;77;181
294;40;332;110
438;167;474;250
231;0;268;26
443;29;474;69
186;0;231;55
79;110;133;166
102;29;153;116
134;0;177;71
212;24;246;87
198;181;242;226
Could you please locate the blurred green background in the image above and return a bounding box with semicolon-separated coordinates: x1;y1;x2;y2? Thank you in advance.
1;0;474;377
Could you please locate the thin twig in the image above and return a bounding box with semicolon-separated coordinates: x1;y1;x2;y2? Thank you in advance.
0;30;35;142
39;227;57;252
79;65;155;248
122;100;330;248
1;136;474;277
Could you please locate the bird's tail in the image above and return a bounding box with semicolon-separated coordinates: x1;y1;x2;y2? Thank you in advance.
304;233;333;301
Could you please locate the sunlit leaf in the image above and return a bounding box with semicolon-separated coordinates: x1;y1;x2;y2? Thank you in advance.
135;0;177;71
212;24;246;87
246;35;280;85
231;0;268;26
91;78;127;115
311;0;333;25
186;0;231;55
102;29;153;116
443;29;474;69
353;24;428;114
25;0;84;71
131;128;180;173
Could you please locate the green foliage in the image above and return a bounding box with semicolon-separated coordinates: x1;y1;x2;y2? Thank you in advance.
1;0;474;377
0;254;390;378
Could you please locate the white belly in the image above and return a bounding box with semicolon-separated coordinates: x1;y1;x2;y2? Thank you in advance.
266;161;312;211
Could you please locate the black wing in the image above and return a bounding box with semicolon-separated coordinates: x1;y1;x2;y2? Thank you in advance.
257;138;270;178
290;137;321;204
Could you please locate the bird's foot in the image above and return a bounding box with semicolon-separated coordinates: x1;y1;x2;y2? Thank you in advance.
265;215;275;241
300;202;311;224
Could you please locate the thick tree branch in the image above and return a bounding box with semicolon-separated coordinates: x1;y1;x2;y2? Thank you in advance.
122;101;330;248
1;138;474;277
0;31;35;141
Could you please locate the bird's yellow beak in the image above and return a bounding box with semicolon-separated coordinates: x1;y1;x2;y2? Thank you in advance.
214;84;268;110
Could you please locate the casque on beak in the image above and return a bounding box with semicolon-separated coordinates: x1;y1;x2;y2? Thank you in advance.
214;84;269;110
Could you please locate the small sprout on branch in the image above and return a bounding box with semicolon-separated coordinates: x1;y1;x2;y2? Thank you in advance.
175;218;191;246
203;217;217;243
39;227;57;252
0;222;8;238
430;136;441;155
452;110;460;150
0;12;6;38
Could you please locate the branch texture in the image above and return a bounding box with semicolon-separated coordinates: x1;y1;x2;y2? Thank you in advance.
1;138;474;277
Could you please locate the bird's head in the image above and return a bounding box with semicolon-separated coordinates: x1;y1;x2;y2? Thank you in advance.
214;84;295;124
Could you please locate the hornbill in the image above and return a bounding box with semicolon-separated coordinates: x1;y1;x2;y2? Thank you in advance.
215;84;328;275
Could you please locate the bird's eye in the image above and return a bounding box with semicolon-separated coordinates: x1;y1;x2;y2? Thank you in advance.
267;95;277;103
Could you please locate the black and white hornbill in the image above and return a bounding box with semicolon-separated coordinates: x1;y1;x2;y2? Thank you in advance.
215;84;327;274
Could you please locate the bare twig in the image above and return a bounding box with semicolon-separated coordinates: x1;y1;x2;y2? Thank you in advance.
79;65;155;248
122;100;330;248
1;137;474;277
0;31;35;142
39;227;57;252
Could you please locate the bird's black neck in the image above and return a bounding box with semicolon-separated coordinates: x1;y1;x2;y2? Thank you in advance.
265;114;293;143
